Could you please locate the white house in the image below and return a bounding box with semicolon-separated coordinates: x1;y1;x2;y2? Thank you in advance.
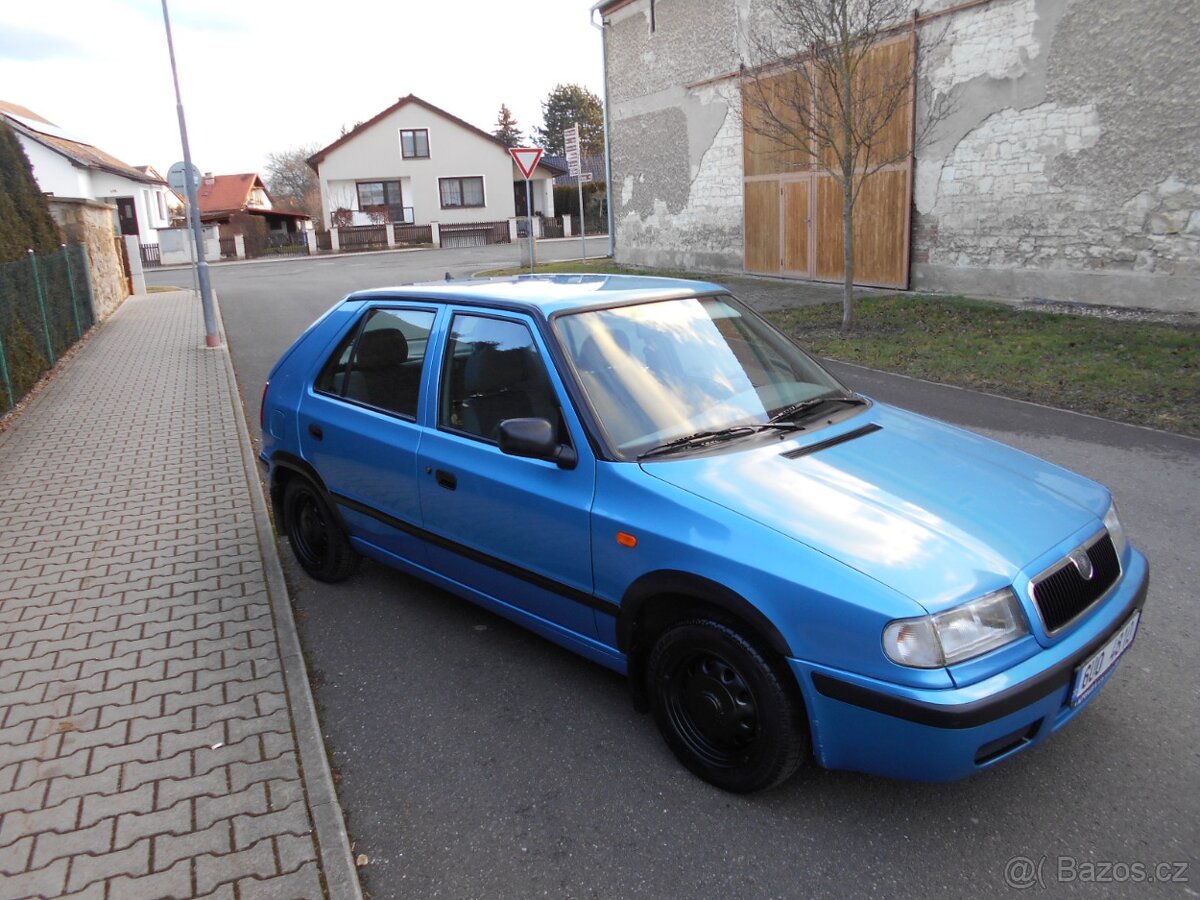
1;100;175;244
308;94;563;231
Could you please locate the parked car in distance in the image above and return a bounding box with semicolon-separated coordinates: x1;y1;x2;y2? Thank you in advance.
260;274;1149;793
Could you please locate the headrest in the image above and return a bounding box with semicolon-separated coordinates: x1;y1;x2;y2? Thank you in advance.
355;328;408;369
465;344;528;393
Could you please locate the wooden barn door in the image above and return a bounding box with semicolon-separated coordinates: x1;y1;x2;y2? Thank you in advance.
744;180;780;274
744;177;813;277
782;178;811;276
741;33;914;289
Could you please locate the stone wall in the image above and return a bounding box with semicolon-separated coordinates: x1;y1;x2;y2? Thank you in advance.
603;0;1200;312
47;197;129;321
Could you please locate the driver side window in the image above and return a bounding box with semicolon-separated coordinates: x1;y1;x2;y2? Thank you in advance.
438;314;561;442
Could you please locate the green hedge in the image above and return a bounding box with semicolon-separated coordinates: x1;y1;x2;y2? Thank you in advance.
0;120;61;263
0;245;93;414
552;182;606;218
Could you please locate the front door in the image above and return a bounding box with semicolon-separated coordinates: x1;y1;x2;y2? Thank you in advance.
115;197;139;236
416;310;597;638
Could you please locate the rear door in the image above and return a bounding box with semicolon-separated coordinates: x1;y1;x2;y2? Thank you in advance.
416;309;598;638
297;304;440;564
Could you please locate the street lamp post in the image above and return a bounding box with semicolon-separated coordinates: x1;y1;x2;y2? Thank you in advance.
161;0;219;348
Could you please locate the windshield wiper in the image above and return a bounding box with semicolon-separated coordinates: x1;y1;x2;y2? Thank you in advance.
768;394;866;425
638;395;866;460
637;426;761;460
637;418;819;460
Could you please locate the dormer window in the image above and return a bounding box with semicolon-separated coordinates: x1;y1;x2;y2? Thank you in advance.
400;129;430;159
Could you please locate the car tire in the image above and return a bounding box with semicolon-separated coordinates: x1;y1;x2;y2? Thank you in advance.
647;618;808;793
282;477;359;583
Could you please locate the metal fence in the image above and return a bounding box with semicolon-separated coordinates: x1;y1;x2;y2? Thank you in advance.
570;214;609;236
0;245;95;416
392;223;433;246
541;216;565;239
439;220;510;249
338;224;390;252
140;243;161;268
263;232;310;257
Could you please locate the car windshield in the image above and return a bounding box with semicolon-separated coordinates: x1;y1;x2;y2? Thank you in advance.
554;294;854;459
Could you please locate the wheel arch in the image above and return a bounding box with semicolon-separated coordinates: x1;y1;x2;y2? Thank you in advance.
618;570;795;711
268;451;351;536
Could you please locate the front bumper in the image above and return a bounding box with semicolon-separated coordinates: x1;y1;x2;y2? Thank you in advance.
790;550;1149;782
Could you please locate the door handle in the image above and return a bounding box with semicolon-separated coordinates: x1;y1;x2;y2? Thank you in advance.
435;469;457;490
308;423;324;440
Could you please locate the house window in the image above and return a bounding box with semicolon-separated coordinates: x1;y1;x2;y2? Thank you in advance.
400;129;430;159
356;181;405;222
439;176;485;209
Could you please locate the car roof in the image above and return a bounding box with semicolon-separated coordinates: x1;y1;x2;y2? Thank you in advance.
344;273;727;317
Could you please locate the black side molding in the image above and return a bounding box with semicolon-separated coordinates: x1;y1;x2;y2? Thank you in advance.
332;492;618;614
782;424;882;459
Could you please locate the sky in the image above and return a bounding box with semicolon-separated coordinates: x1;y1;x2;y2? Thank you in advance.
0;0;606;178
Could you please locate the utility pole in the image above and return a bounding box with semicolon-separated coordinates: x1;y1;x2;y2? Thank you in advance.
161;0;219;348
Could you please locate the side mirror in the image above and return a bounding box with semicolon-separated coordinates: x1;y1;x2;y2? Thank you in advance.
498;418;578;469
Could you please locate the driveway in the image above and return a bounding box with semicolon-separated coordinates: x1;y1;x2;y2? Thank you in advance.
148;250;1200;899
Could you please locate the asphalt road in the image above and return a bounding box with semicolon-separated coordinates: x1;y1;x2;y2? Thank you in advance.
150;250;1200;899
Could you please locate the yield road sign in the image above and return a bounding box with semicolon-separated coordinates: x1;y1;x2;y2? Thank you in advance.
510;147;543;180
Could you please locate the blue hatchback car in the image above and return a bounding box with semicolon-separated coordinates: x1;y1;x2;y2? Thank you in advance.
260;274;1149;793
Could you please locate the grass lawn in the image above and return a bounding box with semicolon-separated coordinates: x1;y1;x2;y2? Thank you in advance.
481;260;1199;436
768;297;1199;436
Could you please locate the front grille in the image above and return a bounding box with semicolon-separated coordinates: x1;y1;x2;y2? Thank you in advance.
1032;533;1121;633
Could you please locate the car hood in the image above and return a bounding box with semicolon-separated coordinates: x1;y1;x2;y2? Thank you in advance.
640;404;1109;613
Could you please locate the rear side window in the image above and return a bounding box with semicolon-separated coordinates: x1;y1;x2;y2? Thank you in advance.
316;308;436;418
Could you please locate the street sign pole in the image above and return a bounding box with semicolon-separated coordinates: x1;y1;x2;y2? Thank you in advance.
509;147;544;275
577;174;587;263
564;125;587;262
525;179;534;273
161;0;219;348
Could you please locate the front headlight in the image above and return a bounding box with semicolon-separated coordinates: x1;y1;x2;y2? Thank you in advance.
883;588;1029;668
1104;501;1129;560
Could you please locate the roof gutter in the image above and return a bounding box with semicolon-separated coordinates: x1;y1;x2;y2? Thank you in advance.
589;1;616;259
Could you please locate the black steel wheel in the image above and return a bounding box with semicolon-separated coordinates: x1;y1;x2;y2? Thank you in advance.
282;477;358;582
647;618;808;793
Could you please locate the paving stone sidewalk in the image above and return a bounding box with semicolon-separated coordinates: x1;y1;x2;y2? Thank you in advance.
0;292;360;899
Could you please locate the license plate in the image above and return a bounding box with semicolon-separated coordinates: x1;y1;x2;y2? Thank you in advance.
1071;611;1140;706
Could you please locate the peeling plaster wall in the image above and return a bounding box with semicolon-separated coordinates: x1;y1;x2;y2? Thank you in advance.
607;0;749;271
605;0;1199;310
914;0;1200;309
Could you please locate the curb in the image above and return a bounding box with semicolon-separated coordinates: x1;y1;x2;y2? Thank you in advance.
210;293;364;900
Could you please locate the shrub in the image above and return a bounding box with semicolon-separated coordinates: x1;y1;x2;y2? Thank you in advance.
0;120;61;262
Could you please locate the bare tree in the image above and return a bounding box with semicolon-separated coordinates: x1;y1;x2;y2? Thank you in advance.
264;145;322;222
740;0;950;331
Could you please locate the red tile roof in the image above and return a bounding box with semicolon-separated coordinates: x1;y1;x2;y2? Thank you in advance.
196;173;267;217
